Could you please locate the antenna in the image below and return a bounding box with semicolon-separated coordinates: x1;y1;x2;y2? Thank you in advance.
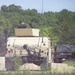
41;0;44;43
42;0;43;14
41;0;44;27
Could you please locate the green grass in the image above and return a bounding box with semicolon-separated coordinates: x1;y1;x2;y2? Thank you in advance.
0;71;75;75
63;59;75;67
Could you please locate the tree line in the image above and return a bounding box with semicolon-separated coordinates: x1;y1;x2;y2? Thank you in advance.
0;4;75;47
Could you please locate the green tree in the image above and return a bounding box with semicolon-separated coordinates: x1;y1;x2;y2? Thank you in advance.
1;5;8;12
8;4;22;12
56;9;75;44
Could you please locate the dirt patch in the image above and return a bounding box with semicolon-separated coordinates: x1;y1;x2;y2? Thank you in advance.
51;63;75;73
19;63;75;73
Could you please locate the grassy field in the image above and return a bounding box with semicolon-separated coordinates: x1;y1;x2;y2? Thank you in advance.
63;59;75;67
0;70;75;75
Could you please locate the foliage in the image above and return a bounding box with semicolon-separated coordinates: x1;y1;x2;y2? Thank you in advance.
1;5;8;12
12;56;22;70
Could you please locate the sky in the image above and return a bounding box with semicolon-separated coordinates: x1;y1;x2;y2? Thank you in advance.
0;0;75;13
